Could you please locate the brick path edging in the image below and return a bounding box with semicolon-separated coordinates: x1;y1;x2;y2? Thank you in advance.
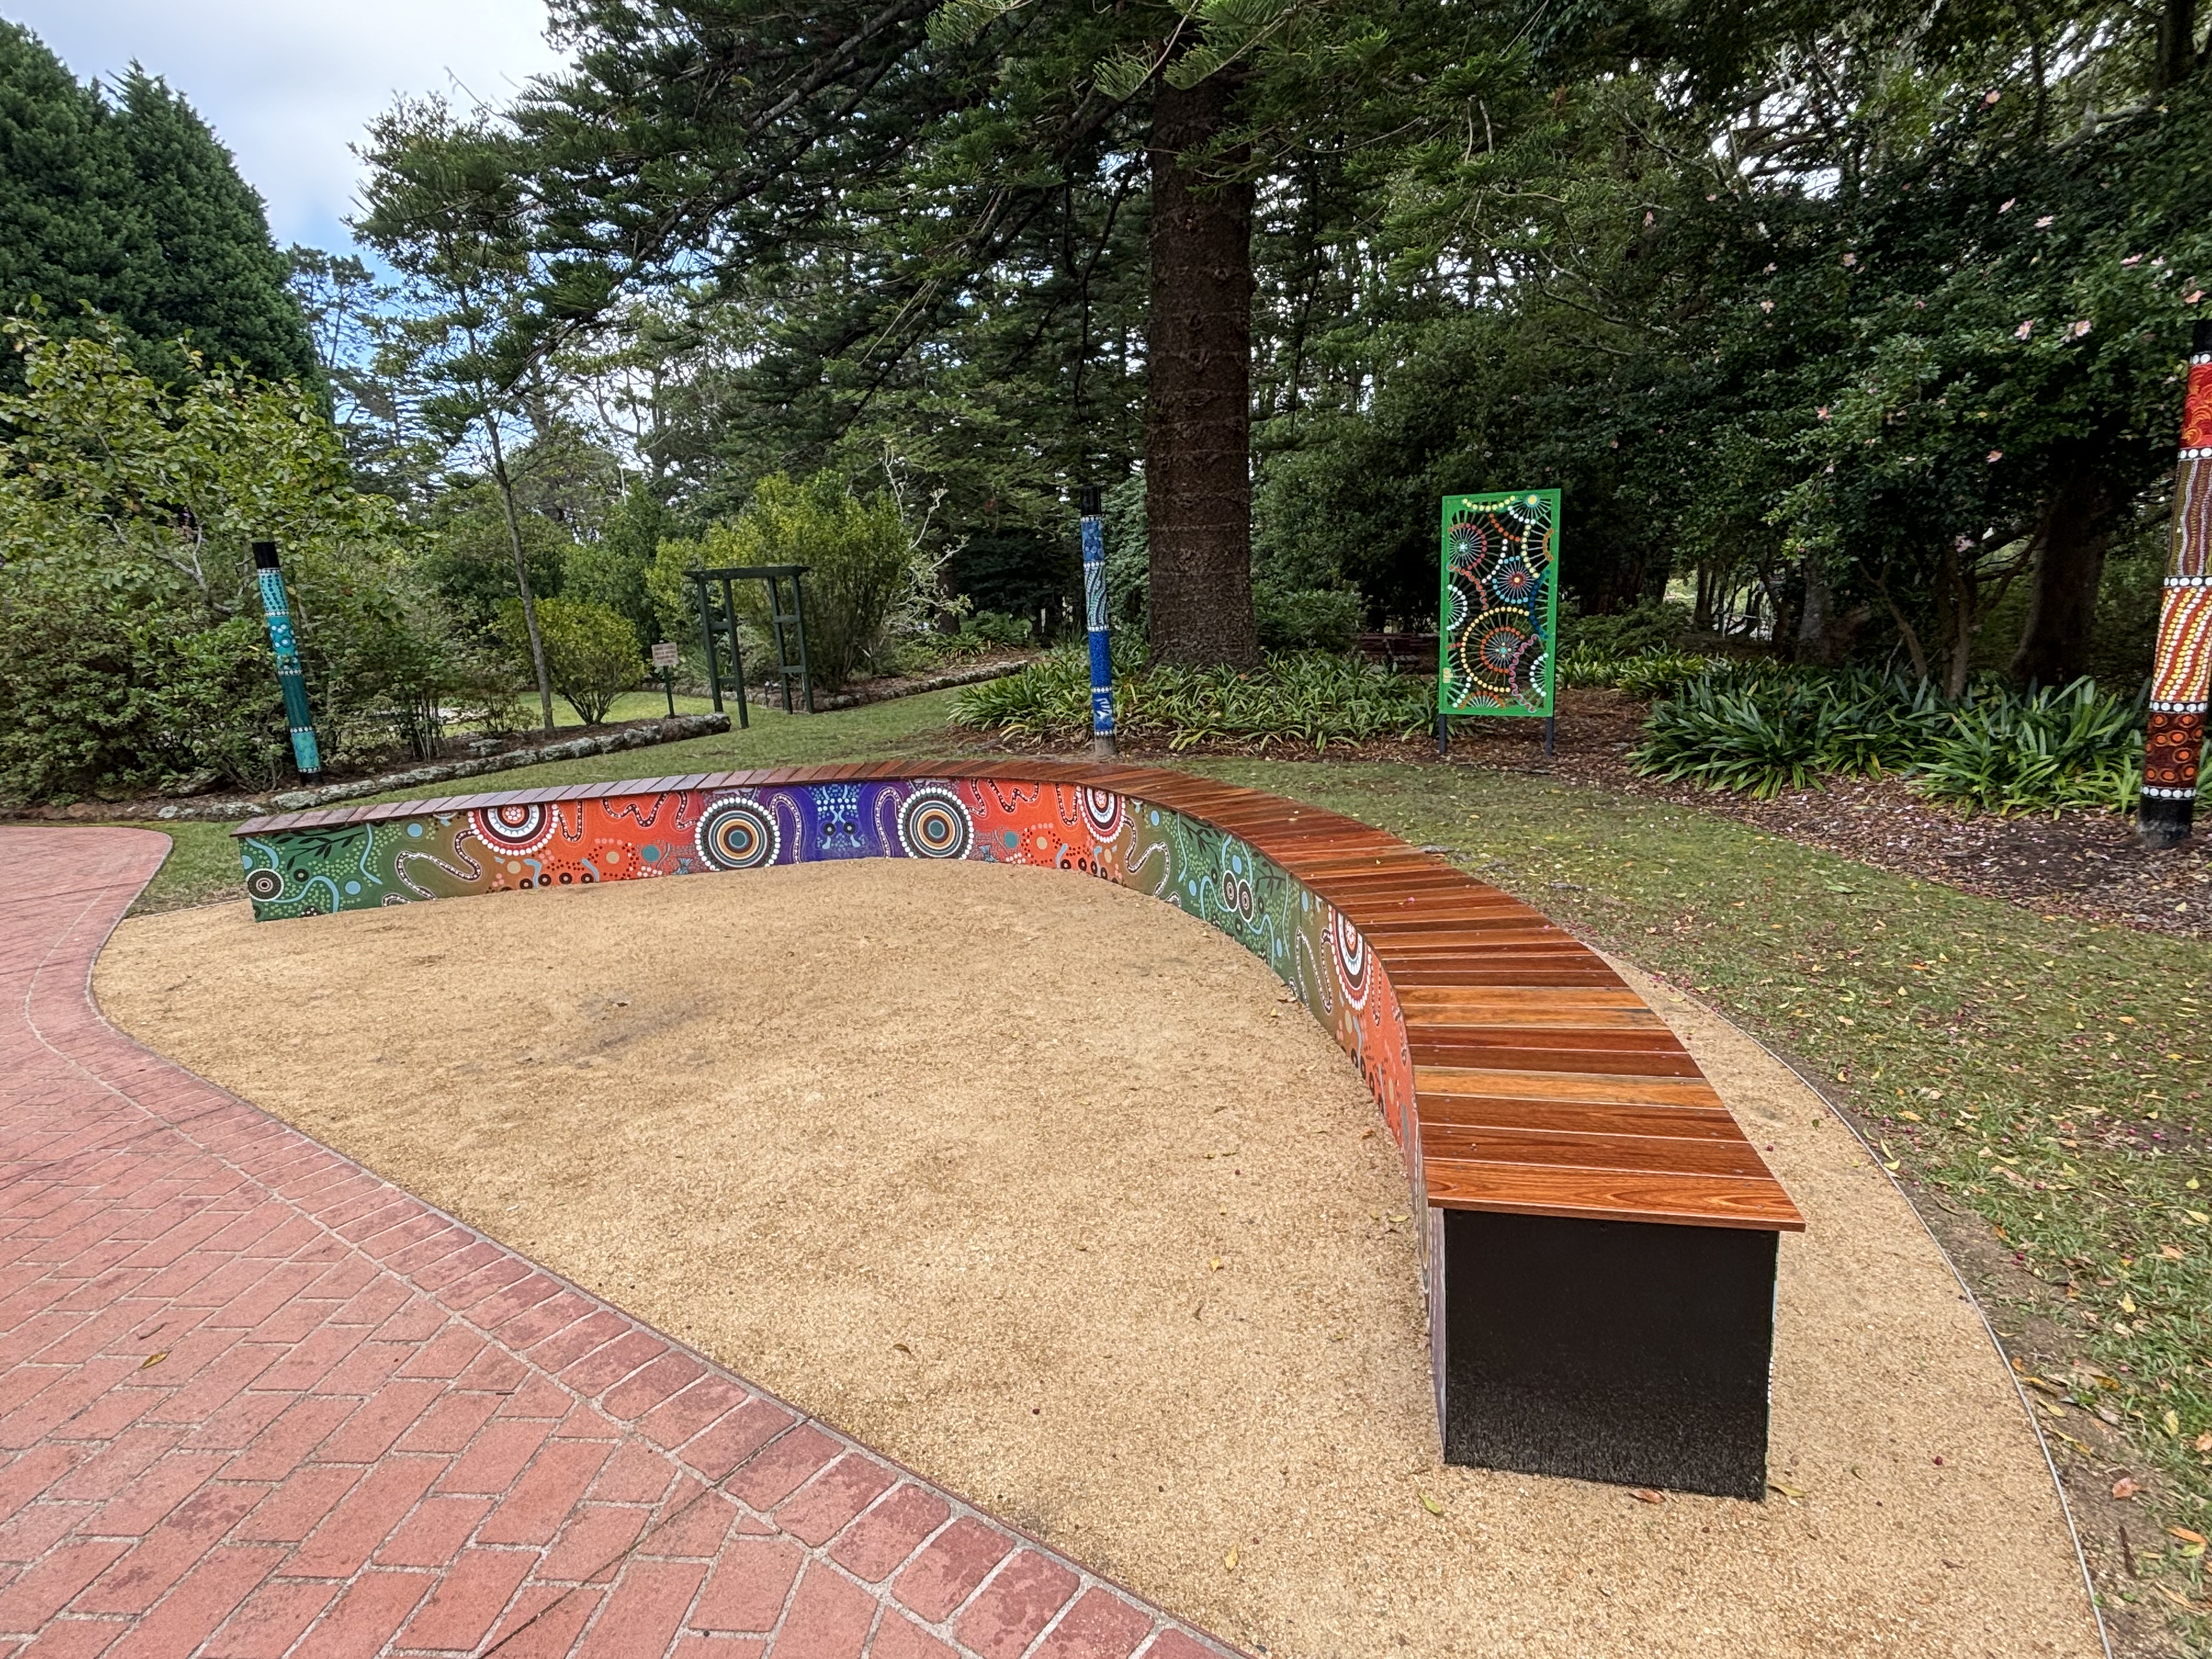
0;826;1242;1659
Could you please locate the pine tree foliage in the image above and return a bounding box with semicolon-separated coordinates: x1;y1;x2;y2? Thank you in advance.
0;21;313;385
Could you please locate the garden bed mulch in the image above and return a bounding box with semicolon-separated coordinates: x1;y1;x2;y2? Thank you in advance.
1530;692;2212;943
966;686;2212;941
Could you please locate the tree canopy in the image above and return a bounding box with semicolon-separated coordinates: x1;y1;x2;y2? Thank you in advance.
0;20;313;386
335;0;2210;681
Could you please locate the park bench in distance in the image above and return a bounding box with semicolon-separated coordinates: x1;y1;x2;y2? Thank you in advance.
236;760;1804;1499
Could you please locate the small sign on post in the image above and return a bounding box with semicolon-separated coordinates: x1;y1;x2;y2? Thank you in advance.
651;642;680;718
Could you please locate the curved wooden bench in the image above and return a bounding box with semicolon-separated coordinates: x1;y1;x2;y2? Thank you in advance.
234;760;1803;1498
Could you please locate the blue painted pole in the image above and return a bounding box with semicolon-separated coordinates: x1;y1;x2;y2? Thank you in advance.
252;540;323;784
1080;485;1116;759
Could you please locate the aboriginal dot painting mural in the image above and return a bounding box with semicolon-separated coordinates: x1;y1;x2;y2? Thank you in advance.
1440;489;1560;718
234;776;1418;1156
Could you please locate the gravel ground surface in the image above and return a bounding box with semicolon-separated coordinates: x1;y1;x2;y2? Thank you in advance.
98;860;2105;1659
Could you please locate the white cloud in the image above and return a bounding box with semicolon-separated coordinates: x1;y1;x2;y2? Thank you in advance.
7;1;568;250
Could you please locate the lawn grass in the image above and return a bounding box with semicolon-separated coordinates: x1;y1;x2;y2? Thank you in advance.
524;687;725;727
121;820;257;917
116;691;966;915
97;706;2212;1627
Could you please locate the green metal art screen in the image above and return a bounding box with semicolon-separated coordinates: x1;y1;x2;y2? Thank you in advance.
1439;489;1560;718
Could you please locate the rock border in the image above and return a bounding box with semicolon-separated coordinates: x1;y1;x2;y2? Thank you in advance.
5;713;732;825
744;656;1034;712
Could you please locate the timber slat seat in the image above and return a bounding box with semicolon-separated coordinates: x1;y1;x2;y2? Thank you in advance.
236;758;1801;1498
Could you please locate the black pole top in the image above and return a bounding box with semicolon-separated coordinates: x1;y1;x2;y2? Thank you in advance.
1080;484;1101;517
2195;318;2212;356
251;540;280;570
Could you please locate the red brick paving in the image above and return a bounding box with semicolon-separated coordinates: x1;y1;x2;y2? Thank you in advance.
0;828;1240;1659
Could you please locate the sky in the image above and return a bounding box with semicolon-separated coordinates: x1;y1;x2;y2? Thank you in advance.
7;1;568;253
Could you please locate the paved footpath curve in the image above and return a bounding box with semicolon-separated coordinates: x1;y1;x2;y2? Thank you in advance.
0;827;1235;1659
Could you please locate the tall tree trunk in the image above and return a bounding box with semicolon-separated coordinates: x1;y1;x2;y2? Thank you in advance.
1146;70;1259;668
2010;478;2116;686
1795;556;1869;667
486;417;557;732
2154;0;2198;91
1692;560;1718;633
1942;544;1979;699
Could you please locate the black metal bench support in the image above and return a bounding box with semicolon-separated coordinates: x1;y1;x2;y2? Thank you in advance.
1440;1210;1779;1500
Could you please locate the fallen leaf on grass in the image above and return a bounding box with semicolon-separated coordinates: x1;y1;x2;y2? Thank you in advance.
2195;1432;2212;1453
139;1351;167;1370
2157;1585;2201;1611
1630;1489;1664;1505
1418;1491;1446;1516
2165;1409;2182;1436
2113;1476;2142;1499
2048;1429;2092;1454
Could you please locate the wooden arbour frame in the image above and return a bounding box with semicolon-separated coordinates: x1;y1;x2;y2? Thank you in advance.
235;760;1804;1498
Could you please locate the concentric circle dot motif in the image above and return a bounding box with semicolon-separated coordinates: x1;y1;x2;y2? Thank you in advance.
898;788;974;860
695;797;780;871
1080;786;1125;842
1332;910;1371;1010
245;868;285;901
1444;493;1555;713
469;803;555;856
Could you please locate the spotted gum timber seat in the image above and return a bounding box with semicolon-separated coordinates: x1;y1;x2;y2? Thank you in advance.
234;760;1804;1499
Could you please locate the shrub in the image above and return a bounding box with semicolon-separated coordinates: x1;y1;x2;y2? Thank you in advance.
969;609;1035;648
1558;599;1691;659
1629;664;2149;815
1912;681;2145;815
953;646;1432;751
1611;651;1730;701
652;470;932;691
498;597;641;726
0;319;460;802
1256;583;1364;652
887;610;1036;675
1631;673;1927;799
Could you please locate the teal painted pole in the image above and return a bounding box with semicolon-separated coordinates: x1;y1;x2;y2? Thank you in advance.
252;540;323;783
